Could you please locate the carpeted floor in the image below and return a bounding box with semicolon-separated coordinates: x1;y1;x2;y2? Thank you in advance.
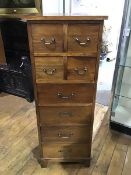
96;58;116;106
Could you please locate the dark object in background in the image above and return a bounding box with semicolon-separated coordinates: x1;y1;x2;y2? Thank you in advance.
100;52;107;60
0;20;34;102
0;0;41;14
106;57;115;62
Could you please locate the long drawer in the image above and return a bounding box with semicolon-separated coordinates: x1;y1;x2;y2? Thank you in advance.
41;125;90;142
37;83;95;105
43;143;90;159
39;105;92;125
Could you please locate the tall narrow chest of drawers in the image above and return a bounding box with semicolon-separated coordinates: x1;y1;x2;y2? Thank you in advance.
27;16;107;167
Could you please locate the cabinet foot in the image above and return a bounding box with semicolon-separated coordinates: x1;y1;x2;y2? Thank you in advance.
84;160;90;167
40;160;48;168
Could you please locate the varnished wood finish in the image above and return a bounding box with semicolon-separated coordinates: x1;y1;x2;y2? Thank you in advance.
42;143;90;159
0;29;6;64
37;83;95;105
27;16;106;167
35;57;64;82
31;24;64;53
39;105;92;125
34;52;98;57
41;125;90;142
35;56;96;82
67;24;99;53
25;15;108;21
67;57;96;82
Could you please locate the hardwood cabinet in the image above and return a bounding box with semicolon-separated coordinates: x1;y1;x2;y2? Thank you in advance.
27;16;107;167
0;29;6;64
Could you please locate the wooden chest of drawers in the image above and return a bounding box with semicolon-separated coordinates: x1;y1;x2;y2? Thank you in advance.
27;16;107;167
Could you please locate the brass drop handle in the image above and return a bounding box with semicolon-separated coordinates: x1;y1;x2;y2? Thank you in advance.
43;68;56;75
58;132;74;139
59;111;72;117
74;67;88;75
41;37;56;45
74;37;90;46
57;92;75;99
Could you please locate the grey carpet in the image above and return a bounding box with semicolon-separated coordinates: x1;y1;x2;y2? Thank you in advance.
96;90;111;106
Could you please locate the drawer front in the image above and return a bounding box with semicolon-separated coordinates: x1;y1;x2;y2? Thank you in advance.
37;83;95;105
31;24;64;53
41;125;90;142
43;143;90;159
67;57;96;82
68;24;99;52
39;106;92;125
35;57;64;82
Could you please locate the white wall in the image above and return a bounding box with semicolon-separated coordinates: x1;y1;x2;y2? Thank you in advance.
71;0;125;52
42;0;125;54
42;0;71;14
42;0;63;14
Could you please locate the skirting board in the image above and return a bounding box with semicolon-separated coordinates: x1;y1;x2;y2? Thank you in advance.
110;121;131;136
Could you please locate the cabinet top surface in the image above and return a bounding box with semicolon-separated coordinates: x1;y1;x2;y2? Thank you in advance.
25;15;108;21
0;14;108;21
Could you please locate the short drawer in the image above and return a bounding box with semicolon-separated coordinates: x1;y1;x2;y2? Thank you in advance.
37;83;95;105
43;143;90;159
41;125;90;142
67;57;96;82
31;24;64;53
67;24;99;52
35;57;64;82
39;105;92;125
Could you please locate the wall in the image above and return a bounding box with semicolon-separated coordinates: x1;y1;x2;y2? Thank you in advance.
71;0;125;53
42;0;125;54
42;0;63;14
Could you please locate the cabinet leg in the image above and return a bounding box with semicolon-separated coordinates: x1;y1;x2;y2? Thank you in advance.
84;160;90;167
40;160;48;168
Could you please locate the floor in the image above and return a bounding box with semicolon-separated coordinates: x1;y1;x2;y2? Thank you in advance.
0;93;131;175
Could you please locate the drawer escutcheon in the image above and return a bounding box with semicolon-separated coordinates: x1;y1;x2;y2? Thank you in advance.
74;37;91;46
58;132;74;139
58;111;73;117
43;68;56;75
41;37;56;46
57;92;75;99
74;67;88;75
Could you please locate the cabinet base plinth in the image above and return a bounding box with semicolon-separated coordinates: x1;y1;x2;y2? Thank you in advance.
83;160;90;167
40;159;48;168
40;158;91;168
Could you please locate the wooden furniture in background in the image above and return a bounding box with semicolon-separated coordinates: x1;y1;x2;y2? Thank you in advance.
27;16;107;167
0;29;6;64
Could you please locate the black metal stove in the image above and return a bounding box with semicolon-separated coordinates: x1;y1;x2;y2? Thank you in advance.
0;19;34;102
